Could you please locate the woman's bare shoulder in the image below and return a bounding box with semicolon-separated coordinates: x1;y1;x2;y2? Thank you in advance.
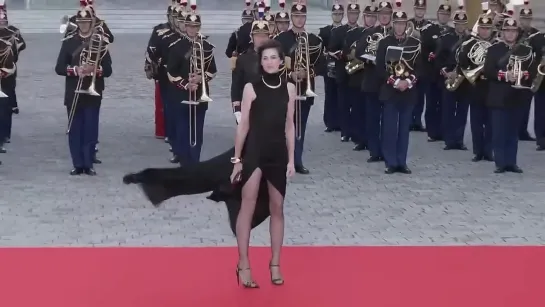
243;83;256;98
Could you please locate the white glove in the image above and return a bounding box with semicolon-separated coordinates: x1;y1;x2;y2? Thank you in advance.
234;111;242;124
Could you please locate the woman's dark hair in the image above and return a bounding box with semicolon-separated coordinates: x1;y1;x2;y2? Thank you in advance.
257;39;285;63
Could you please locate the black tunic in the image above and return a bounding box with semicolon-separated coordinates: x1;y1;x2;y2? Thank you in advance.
54;34;112;108
123;72;290;235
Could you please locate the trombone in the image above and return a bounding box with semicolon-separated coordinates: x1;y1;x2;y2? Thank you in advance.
185;35;212;147
293;32;318;140
67;26;109;134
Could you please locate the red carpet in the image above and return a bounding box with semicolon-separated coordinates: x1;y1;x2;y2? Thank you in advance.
0;247;543;307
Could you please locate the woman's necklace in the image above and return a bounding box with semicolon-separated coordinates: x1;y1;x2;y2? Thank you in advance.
262;76;281;89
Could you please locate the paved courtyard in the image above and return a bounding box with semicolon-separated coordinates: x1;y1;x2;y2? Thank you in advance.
0;34;544;246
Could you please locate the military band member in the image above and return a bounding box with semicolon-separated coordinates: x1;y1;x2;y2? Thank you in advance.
263;0;276;36
345;2;378;151
66;0;114;43
275;0;290;33
318;1;343;133
458;9;495;162
231;3;272;124
167;3;217;166
328;1;359;142
274;1;323;174
483;16;536;173
0;1;24;153
55;6;112;175
421;1;454;142
409;0;431;131
438;2;470;151
529;15;545;151
145;1;184;153
488;0;506;32
355;0;392;162
375;0;422;174
225;0;254;59
342;1;368;150
517;1;538;141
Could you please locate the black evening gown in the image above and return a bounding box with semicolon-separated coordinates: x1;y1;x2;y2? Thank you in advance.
123;72;289;235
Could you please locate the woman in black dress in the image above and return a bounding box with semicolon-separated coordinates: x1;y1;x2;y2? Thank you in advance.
122;39;295;288
230;39;296;288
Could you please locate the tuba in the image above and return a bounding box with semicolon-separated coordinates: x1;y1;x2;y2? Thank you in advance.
185;34;213;147
66;25;110;133
0;38;15;98
461;38;491;84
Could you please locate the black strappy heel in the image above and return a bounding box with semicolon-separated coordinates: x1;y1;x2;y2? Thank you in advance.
236;267;260;289
269;263;285;285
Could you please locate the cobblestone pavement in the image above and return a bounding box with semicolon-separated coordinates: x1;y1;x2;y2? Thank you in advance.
0;34;544;247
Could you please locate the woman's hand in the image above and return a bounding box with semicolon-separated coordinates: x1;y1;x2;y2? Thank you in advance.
230;163;243;183
286;163;295;178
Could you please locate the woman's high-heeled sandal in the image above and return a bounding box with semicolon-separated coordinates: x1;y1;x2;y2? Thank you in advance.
269;263;284;285
236;267;260;289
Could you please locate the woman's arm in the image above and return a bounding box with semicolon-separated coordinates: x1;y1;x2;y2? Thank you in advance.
285;83;296;165
233;83;255;159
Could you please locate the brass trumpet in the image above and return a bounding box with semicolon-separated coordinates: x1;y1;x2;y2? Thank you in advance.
508;55;531;89
186;35;212;147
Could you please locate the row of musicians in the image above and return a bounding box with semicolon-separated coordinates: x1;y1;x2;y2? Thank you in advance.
318;2;544;174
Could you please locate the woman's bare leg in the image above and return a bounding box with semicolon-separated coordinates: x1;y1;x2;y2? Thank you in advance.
267;181;285;282
236;168;262;283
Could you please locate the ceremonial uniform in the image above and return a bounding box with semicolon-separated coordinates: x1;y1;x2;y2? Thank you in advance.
518;5;539;141
408;0;431;131
0;2;24;153
341;3;367;149
145;3;178;140
274;3;290;34
438;8;470;150
225;3;254;58
226;2;258;59
148;5;187;157
458;13;495;161
483;17;536;173
375;3;422;174
231;6;274;124
317;3;343;132
67;1;114;43
421;3;454;142
328;21;355;141
532;37;545;151
355;1;392;162
55;7;112;175
167;7;217;166
275;2;323;173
